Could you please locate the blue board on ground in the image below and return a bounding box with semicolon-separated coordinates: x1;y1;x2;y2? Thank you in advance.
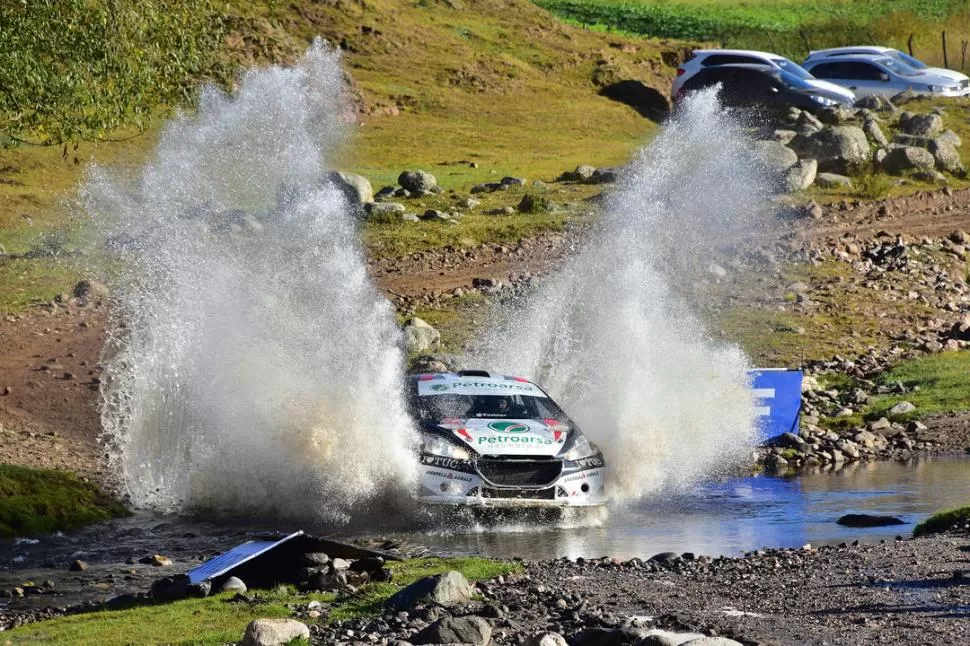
748;369;802;442
186;530;304;584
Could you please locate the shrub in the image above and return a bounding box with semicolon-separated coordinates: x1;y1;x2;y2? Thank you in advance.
913;505;970;537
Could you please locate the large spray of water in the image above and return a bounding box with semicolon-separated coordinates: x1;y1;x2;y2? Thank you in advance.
475;91;770;500
88;43;417;522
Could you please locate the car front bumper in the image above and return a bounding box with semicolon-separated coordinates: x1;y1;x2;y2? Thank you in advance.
416;453;607;508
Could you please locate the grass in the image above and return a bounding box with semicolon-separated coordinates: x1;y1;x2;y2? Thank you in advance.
3;557;520;645
0;464;129;538
536;0;970;64
913;505;970;536
863;351;970;421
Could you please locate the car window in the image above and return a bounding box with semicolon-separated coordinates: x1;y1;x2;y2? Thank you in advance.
847;62;887;81
412;393;569;422
879;57;919;76
701;54;762;66
891;50;928;70
807;62;846;79
771;58;812;80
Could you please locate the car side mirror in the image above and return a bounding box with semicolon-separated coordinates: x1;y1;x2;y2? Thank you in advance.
879;73;890;82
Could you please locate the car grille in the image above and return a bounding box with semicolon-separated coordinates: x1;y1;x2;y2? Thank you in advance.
962;79;969;89
475;459;563;488
480;487;558;500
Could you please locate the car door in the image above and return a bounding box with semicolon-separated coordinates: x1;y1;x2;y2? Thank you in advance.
808;61;889;98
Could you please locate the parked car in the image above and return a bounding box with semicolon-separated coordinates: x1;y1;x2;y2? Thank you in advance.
408;370;607;508
676;64;851;114
673;49;856;105
804;46;970;90
802;54;970;99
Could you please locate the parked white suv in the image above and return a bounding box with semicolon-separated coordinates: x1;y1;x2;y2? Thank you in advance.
673;49;856;105
804;46;970;90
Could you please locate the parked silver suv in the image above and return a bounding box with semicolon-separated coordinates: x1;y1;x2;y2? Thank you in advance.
802;54;970;99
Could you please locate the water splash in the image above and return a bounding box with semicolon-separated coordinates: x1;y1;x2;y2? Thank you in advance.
87;42;416;523
475;90;770;500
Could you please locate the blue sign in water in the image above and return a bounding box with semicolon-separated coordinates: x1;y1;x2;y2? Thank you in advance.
748;369;802;441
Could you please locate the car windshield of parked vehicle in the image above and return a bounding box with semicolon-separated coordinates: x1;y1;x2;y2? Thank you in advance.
771;57;813;80
413;393;569;422
888;50;928;70
778;70;813;90
878;57;920;76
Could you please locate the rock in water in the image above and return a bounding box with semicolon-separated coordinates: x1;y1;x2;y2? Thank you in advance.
412;616;492;646
241;618;310;646
384;570;474;610
837;514;906;527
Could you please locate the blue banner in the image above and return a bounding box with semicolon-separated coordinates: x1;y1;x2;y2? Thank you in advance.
748;369;802;441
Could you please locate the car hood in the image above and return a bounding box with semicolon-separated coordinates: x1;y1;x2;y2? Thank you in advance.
438;418;569;457
803;79;856;103
921;68;970;84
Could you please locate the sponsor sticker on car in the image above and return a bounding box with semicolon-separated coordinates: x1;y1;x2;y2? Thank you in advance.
417;377;545;397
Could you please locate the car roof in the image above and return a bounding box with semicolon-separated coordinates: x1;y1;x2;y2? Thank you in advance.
693;48;785;59
692;63;781;76
807;46;893;58
804;54;892;65
411;370;537;386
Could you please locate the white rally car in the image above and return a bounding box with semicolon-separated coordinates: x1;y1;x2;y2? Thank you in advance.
409;370;607;508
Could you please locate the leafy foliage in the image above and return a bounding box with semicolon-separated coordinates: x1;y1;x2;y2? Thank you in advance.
0;0;231;144
913;505;970;536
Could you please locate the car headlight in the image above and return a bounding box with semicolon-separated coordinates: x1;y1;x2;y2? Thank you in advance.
561;434;599;461
925;85;946;93
809;94;837;106
421;432;471;460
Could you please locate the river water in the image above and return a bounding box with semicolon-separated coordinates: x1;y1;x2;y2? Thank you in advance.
408;456;970;560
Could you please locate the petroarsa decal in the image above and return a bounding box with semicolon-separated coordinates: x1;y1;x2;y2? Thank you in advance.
419;453;475;473
572;455;604;469
487;421;530;433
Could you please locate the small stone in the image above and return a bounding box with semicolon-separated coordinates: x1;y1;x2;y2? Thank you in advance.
241;618;310;646
140;554;173;567
218;576;247;594
69;559;88;572
889;401;916;415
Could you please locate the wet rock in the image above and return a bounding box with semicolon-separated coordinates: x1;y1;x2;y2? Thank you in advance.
753;140;798;175
326;171;374;211
837;514;906;527
72;280;109;303
403;318;440;353
412;615;491;646
398;170;437;193
218;576;247;594
241;618;310;646
385;570;475;611
785;159;817;192
140;554;173;567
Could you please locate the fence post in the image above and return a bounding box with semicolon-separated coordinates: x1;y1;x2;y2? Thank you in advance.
962;41;967;71
907;34;914;56
942;31;949;68
799;29;811;57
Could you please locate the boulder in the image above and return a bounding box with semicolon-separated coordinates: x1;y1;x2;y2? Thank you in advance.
892;133;933;149
398;170;437;192
854;95;895;111
524;632;569;646
591;167;618;183
558;164;596;182
791;125;870;173
938;129;962;148
912;169;947;183
785;159;818;191
771;129;797;145
881;146;935;174
403;318;440;353
815;172;852;189
218;576;247;594
889;401;916;415
241;618;310;646
681;639;744;646
326;171;373;211
863;118;888;147
753;140;798;175
384;570;475;611
412;616;491;646
898;112;943;137
518;193;551;213
928;139;964;175
365;201;407;223
837;514;906;527
73;280;109;303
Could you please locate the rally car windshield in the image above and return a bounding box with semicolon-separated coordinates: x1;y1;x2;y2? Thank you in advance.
413;393;569;422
